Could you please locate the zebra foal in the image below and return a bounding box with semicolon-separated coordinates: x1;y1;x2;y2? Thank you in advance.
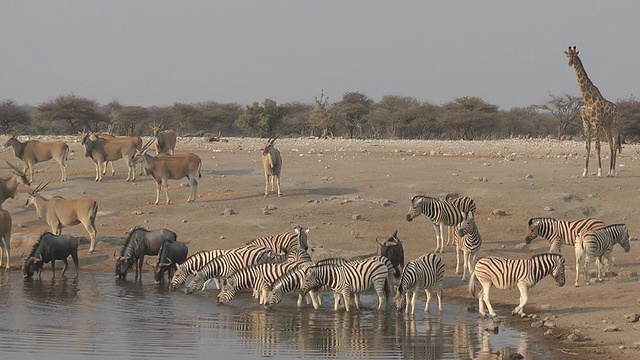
455;211;481;281
394;253;445;314
468;253;566;318
406;195;467;253
574;224;630;287
524;217;605;254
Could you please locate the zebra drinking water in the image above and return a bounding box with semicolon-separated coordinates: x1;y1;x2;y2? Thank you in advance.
574;224;630;286
170;249;230;290
394;253;445;314
468;253;566;318
524;217;606;254
246;226;309;262
406;195;467;253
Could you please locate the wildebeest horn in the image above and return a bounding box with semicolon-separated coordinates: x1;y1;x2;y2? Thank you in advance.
158;258;172;267
375;236;384;246
144;259;155;268
21;253;29;260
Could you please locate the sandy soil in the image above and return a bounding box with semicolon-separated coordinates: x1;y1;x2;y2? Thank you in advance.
2;135;639;359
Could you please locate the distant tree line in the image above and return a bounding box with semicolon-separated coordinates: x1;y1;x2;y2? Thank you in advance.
2;91;640;142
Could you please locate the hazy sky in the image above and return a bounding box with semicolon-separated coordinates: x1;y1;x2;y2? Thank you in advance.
2;1;639;110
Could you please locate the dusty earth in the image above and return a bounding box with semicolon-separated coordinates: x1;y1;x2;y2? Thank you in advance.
2;135;640;359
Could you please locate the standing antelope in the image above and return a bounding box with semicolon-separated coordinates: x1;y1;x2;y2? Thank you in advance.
99;133;144;175
151;121;177;155
0;160;30;208
0;209;12;270
262;135;282;197
132;139;202;205
4;131;69;182
80;132;138;182
25;181;99;254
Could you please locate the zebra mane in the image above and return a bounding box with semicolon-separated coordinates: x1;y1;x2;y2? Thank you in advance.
528;217;554;226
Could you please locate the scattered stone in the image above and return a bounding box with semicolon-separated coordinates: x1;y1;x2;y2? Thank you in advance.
264;204;277;211
544;329;554;336
179;182;191;187
132;211;143;215
582;206;596;216
604;325;620;332
351;214;363;220
623;313;640;323
181;219;188;223
566;333;585;342
531;321;543;328
351;230;360;239
221;208;236;216
525;174;533;179
507;353;524;360
562;194;583;202
543;206;554;211
544;321;556;328
634;323;640;331
515;243;528;249
219;236;225;240
492;209;506;216
492;317;502;324
631;341;640;349
17;223;25;228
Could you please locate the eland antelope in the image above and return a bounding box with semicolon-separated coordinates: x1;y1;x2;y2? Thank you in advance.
4;130;69;182
25;181;99;254
81;132;138;182
262;135;282;197
151;121;177;155
133;139;202;205
0;160;30;208
99;133;144;175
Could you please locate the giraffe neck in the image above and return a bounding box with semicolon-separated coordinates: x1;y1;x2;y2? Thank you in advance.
572;56;602;104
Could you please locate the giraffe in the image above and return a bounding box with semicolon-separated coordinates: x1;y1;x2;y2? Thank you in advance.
565;46;621;178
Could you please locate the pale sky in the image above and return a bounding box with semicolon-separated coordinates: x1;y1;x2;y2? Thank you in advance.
1;1;638;110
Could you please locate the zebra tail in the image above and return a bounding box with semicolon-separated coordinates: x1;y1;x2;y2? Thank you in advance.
468;270;477;298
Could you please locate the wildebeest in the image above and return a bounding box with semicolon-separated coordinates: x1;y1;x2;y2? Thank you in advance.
262;135;282;197
0;209;11;270
152;120;177;155
132;139;202;205
80;132;138;182
376;230;405;279
22;231;80;279
4;130;69;183
25;181;99;254
115;226;177;281
145;240;189;284
0;160;30;208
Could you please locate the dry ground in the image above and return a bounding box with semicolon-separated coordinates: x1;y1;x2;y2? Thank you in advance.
2;135;640;359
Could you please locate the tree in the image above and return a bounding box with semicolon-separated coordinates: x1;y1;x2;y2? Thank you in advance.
335;92;373;138
440;97;499;140
616;96;640;141
36;94;106;134
309;90;337;138
536;93;582;139
235;99;286;137
0;100;31;133
113;106;151;135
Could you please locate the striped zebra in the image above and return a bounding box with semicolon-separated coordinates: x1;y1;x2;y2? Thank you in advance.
394;253;445;314
406;195;467;253
315;257;349;266
185;245;275;294
286;247;312;263
468;253;566;318
524;217;606;254
455;211;481;281
574;224;630;287
265;267;322;309
444;195;477;246
247;226;309;262
300;256;393;311
169;249;229;290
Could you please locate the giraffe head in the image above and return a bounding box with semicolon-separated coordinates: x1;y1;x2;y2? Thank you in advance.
564;46;580;67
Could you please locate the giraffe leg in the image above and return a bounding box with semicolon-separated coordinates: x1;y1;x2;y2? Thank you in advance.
582;115;591;177
592;122;602;177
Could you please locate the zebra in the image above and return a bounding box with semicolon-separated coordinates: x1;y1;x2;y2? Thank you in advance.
406;195;468;253
315;257;349;266
169;249;229;290
524;217;606;254
454;211;481;281
394;253;445;314
246;226;309;262
444;194;477;246
285;247;312;263
574;224;630;287
265;267;322;310
185;245;275;294
300;256;393;311
468;253;566;318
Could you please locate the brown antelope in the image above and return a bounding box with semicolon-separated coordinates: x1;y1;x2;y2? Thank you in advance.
0;209;11;270
262;135;282;197
133;139;202;205
99;133;145;175
151;120;177;155
80;132;138;182
25;181;99;254
0;160;30;208
4;130;69;183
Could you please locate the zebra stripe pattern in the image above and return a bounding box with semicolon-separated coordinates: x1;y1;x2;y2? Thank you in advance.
315;257;349;266
574;224;630;286
406;195;467;253
247;226;309;261
395;253;445;314
170;249;229;290
286;247;312;263
524;217;606;254
266;267;322;309
254;260;310;304
455;211;481;281
185;245;275;294
468;253;566;318
301;256;393;311
445;195;477;246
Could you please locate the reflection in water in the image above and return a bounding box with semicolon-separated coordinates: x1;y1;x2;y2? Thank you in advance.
0;273;549;360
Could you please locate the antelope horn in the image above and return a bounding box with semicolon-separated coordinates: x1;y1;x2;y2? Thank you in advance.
140;138;154;153
32;180;52;194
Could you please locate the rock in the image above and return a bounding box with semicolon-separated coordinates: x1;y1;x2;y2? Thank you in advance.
530;321;543;328
132;211;143;215
582;206;597;216
544;329;554;336
506;353;524;360
515;243;528;249
181;219;188;223
264;204;277;211
623;313;640;323
351;214;363;220
219;236;225;240
525;174;533;179
221;208;236;216
604;325;620;332
492;209;506;216
562;194;583;202
351;230;360;239
566;333;585;342
543;206;554;211
543;321;556;328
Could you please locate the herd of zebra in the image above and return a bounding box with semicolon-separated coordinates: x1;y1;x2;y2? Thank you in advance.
114;193;631;320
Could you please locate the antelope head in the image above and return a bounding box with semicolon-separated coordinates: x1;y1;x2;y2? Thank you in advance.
262;135;279;155
24;180;51;207
5;159;29;185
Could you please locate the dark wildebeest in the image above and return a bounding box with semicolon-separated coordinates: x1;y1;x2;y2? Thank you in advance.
115;226;177;281
22;231;80;279
376;230;405;279
146;240;189;284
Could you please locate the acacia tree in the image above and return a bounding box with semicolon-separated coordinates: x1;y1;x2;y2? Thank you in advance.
616;96;640;141
536;93;582;139
335;92;373;138
309;90;336;138
235;99;286;137
0;100;31;133
37;94;106;133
